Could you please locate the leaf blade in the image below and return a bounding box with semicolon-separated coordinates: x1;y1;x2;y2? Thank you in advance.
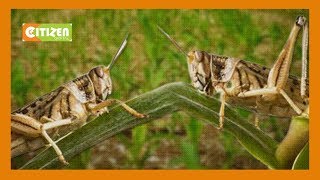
17;82;279;169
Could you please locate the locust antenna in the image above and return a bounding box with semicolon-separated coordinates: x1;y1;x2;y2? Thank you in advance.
157;25;188;57
107;33;129;70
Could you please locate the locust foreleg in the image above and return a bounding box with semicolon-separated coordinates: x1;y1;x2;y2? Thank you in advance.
88;99;147;118
218;91;226;129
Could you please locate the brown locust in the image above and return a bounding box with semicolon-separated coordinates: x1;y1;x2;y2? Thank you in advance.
11;34;146;165
158;16;309;129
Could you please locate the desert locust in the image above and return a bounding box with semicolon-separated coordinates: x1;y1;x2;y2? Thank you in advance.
11;34;146;165
158;16;309;129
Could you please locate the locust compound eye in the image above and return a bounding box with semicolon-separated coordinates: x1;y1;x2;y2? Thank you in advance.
194;51;204;62
94;67;104;78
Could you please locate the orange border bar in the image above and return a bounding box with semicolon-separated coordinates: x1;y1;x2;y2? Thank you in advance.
0;0;314;8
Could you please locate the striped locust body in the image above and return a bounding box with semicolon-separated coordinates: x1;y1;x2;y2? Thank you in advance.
11;35;146;165
159;16;309;129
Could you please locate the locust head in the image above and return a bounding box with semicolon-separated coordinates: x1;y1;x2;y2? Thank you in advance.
88;34;128;102
187;50;212;94
157;26;213;94
88;66;112;101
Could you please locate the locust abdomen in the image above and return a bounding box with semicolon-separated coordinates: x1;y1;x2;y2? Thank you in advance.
11;73;97;158
224;60;309;117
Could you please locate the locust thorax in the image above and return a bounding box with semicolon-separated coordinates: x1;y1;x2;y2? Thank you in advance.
88;66;112;102
187;50;212;94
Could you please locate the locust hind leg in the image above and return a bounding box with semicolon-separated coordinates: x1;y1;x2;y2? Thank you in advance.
238;87;302;114
88;99;147;118
238;16;307;116
11;113;72;165
300;18;308;99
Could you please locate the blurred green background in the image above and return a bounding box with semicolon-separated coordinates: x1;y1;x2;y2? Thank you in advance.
11;9;308;169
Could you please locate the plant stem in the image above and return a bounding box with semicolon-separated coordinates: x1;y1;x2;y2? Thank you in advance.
275;116;309;169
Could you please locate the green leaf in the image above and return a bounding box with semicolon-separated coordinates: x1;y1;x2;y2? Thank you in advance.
16;82;278;169
292;142;309;169
65;149;92;169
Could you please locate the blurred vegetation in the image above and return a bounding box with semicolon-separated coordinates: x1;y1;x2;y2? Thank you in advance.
11;9;308;169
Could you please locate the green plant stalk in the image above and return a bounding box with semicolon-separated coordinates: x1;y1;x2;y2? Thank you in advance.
275;116;309;169
17;82;279;169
